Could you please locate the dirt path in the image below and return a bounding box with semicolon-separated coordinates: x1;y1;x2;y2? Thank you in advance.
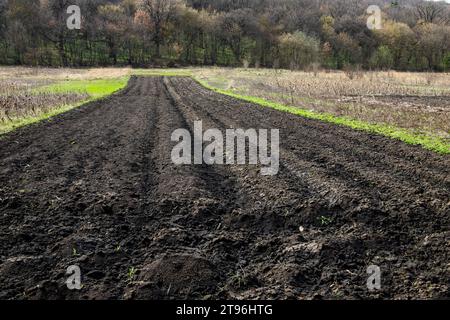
0;76;448;300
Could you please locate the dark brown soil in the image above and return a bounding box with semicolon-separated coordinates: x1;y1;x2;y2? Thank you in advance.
0;76;449;300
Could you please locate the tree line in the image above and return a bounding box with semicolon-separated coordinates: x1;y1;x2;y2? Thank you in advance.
0;0;449;71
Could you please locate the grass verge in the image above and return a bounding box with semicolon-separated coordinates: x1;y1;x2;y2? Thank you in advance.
193;78;449;154
0;77;129;135
34;77;130;98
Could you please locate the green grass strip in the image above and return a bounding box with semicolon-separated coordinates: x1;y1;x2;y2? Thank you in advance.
0;76;130;135
34;77;130;98
194;78;450;154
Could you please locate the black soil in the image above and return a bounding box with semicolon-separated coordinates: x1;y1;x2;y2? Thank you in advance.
0;76;448;300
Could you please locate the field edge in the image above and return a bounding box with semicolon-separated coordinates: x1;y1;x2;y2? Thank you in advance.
0;76;130;135
1;70;448;155
129;70;450;154
189;76;449;155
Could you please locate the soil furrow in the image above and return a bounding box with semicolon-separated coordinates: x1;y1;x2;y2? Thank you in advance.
181;78;449;178
170;77;449;211
0;76;448;300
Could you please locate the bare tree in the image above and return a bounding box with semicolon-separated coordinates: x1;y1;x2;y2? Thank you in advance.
415;2;448;25
327;0;363;20
0;0;7;36
39;0;73;66
141;0;179;58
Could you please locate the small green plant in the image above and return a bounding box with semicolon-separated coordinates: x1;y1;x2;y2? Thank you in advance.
318;216;333;226
229;265;248;289
127;267;136;282
72;248;79;256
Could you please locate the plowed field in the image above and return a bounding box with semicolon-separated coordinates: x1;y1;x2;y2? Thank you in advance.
0;77;448;299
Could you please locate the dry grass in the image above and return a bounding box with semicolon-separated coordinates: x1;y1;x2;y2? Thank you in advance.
0;92;88;122
193;68;450;140
0;67;130;132
194;68;450;96
0;66;131;82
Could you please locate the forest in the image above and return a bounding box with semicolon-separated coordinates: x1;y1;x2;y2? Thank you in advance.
0;0;449;71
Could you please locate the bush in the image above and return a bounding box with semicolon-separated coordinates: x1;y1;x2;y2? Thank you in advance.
443;53;450;71
370;46;394;70
279;31;320;70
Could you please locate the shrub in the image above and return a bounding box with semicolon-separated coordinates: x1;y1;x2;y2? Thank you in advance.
443;53;450;71
370;46;394;70
279;31;320;70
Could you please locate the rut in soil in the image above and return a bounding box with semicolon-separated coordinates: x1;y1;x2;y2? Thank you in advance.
0;76;448;300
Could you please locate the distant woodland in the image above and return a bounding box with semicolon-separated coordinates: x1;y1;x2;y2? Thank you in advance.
0;0;449;71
